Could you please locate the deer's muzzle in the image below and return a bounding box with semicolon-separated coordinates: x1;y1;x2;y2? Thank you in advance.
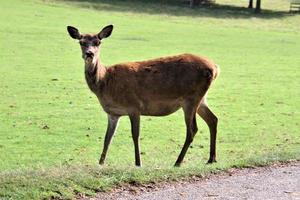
85;51;94;58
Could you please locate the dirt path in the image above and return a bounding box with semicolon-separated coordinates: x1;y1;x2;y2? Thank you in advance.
89;161;300;200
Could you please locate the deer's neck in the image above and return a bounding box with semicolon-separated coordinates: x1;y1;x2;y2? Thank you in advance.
84;58;106;92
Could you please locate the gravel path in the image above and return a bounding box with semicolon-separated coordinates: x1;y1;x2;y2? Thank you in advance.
90;161;300;200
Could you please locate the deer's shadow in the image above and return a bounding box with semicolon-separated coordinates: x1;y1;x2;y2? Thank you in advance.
60;0;291;19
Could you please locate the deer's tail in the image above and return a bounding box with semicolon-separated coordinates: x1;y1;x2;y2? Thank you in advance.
212;64;220;80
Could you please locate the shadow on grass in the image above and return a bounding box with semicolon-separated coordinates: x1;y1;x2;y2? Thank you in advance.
59;0;291;19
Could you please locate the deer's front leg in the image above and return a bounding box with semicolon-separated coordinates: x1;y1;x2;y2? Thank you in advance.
129;114;141;167
99;114;120;165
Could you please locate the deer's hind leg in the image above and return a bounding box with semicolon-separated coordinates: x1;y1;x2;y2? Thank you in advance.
197;98;218;164
174;100;199;166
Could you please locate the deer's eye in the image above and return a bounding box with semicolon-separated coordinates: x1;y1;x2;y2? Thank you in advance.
79;41;88;47
93;40;100;46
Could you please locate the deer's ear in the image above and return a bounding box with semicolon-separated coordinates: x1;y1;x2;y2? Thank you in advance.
67;26;82;40
98;25;113;40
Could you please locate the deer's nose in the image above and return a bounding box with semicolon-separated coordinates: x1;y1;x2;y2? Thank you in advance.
85;51;94;58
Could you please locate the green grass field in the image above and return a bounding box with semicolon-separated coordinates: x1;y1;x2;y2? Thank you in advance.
0;0;299;199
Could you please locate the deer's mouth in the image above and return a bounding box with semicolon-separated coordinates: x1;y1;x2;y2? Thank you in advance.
84;57;94;64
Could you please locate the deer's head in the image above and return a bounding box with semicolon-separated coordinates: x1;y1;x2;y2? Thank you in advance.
67;25;113;64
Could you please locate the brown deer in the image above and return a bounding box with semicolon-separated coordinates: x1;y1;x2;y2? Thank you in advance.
67;25;219;167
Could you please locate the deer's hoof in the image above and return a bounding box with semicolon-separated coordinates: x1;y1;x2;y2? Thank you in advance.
207;158;217;164
174;162;181;167
99;159;105;165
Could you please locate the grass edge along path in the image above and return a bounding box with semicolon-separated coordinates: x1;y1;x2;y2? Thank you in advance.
0;152;299;199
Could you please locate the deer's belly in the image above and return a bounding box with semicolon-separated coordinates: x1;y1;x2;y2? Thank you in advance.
102;102;181;116
141;106;181;116
140;100;182;116
99;97;182;116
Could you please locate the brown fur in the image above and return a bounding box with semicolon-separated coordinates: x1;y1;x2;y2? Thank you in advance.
91;54;218;116
67;25;219;166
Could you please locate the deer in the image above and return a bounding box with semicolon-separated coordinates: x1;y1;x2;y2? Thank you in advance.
67;25;219;167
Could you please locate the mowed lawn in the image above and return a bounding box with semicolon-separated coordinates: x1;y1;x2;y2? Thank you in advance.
0;0;299;199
